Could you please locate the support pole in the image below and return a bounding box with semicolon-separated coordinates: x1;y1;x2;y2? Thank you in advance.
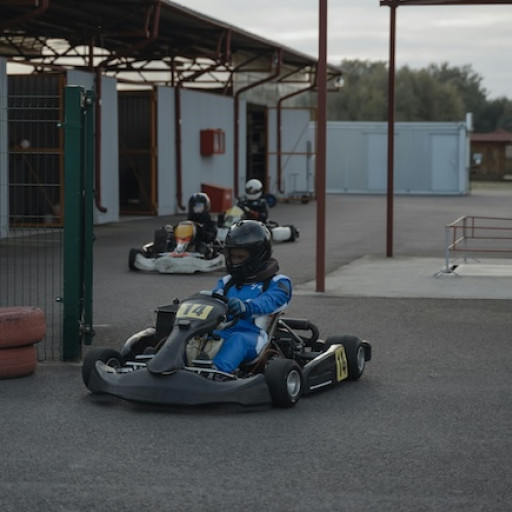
386;4;397;258
316;0;328;292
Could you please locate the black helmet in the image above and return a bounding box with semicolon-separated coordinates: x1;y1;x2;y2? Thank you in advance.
188;192;211;216
225;220;272;280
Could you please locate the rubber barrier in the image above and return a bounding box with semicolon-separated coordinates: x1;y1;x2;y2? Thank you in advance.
0;345;37;379
0;307;45;379
0;307;46;348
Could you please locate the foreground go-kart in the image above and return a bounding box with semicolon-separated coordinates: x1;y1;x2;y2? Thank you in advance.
82;291;372;408
217;206;299;243
128;221;224;274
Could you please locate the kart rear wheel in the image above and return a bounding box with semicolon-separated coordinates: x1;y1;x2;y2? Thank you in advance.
82;347;123;386
129;248;143;271
265;359;303;408
324;335;365;381
284;225;299;242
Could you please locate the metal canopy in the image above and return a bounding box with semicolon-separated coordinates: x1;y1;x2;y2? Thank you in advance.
381;0;512;5
0;0;341;90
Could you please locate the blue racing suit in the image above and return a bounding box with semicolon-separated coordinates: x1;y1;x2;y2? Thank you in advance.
212;271;292;373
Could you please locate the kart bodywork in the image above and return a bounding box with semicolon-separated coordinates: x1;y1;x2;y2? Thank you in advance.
128;221;224;274
216;206;299;243
82;292;372;408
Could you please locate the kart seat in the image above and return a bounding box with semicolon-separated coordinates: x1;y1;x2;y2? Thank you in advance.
240;313;282;369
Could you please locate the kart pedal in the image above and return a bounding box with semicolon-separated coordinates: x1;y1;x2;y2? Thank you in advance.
192;359;214;368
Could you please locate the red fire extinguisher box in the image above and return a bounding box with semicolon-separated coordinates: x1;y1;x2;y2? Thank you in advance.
200;129;225;156
201;183;233;213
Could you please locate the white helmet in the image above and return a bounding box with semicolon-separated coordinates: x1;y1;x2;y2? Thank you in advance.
245;178;263;200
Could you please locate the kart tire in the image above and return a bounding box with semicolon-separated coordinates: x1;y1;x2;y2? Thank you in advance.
0;345;37;379
0;307;46;348
265;358;303;408
129;248;143;271
324;335;365;381
283;225;299;242
82;347;123;386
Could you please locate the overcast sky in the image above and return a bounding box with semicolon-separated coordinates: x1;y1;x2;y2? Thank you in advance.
177;0;512;100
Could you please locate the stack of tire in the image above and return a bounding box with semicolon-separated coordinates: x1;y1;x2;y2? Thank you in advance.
0;307;46;379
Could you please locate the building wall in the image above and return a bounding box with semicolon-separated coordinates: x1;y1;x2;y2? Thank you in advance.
67;71;119;224
0;58;7;238
470;142;512;181
156;86;175;215
267;107;313;197
180;88;236;208
1;69;319;228
312;121;470;195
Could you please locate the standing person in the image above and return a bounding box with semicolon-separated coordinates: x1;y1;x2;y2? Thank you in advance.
187;192;218;257
211;220;292;375
238;178;269;222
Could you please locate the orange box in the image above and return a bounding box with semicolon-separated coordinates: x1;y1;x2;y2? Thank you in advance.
201;183;233;213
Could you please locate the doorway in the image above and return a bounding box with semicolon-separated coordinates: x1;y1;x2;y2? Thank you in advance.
118;90;157;215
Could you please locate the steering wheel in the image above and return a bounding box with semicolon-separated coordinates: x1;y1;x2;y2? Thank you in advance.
211;292;241;329
204;291;241;330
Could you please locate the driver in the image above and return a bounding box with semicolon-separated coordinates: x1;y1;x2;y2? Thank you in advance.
187;192;218;257
237;178;269;223
211;220;292;375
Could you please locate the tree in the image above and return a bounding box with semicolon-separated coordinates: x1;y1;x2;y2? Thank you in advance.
325;59;512;133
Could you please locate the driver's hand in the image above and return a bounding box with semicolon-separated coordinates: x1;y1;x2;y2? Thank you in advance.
227;297;247;317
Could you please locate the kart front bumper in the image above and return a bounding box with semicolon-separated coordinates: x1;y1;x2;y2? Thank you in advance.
87;361;272;406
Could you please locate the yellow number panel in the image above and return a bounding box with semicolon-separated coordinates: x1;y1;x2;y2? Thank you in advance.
176;303;214;320
334;346;348;382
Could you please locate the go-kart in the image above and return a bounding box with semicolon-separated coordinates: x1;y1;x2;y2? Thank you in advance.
216;205;299;243
82;291;372;408
128;221;224;274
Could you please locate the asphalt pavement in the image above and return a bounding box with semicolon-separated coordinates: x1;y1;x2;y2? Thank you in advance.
1;184;511;512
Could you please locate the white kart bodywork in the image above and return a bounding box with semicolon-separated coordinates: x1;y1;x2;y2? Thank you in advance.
217;206;298;243
134;252;224;274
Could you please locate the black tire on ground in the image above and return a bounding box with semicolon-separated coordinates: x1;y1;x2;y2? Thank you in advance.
265;358;303;408
324;335;365;381
0;345;37;379
128;248;143;271
82;347;123;387
0;307;46;348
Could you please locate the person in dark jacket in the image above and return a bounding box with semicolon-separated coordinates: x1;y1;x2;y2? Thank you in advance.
186;192;218;257
211;220;292;374
237;178;269;223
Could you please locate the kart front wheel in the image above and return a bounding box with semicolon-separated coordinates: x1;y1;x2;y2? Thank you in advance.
265;359;303;408
324;335;365;381
128;248;143;271
82;348;123;387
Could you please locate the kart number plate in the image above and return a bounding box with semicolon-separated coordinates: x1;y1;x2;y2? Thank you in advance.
334;346;348;382
176;303;214;320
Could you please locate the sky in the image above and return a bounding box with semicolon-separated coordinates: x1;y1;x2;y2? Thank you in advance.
177;0;512;100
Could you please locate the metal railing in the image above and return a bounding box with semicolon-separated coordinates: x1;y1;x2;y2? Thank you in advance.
443;216;512;272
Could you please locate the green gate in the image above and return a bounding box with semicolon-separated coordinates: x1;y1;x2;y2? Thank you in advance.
60;86;95;360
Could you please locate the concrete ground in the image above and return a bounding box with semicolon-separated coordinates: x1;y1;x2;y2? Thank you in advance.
1;183;511;512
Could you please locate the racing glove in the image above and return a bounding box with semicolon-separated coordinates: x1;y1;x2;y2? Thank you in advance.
227;297;250;318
